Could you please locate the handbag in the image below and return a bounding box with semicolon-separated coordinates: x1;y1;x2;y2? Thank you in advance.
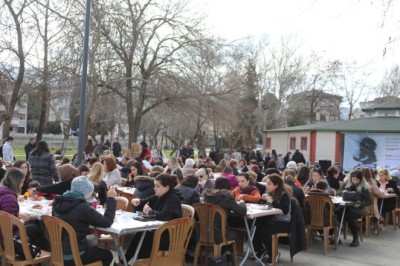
342;191;358;202
13;237;41;260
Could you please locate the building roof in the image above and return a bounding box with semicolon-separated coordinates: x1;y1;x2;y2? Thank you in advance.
361;102;400;111
265;117;400;133
291;90;342;100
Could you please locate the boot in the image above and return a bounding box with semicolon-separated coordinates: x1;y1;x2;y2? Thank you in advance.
350;235;359;247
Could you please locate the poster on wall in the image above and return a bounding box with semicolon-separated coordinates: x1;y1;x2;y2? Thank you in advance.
343;133;400;171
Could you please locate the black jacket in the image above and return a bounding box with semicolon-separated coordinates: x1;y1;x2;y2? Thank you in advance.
133;176;155;200
287;198;307;258
292;151;306;164
37;178;73;195
94;180;108;205
286;181;305;209
137;190;182;221
339;185;372;216
377;180;400;213
52;192;116;257
203;189;247;243
178;184;200;206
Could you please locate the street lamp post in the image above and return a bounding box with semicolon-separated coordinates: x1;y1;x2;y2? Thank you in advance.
76;0;91;166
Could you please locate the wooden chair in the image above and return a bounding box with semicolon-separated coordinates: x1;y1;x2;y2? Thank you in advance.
115;196;129;211
303;196;338;255
99;196;129;247
42;215;102;266
193;203;238;266
120;178;127;187
0;210;51;266
343;217;364;242
392;196;400;231
181;204;195;219
134;218;195;266
363;191;375;237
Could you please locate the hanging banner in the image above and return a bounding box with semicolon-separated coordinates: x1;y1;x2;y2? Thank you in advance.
343;133;400;172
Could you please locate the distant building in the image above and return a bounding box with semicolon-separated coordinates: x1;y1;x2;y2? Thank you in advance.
287;90;342;125
359;96;400;118
0;73;28;136
264;117;400;171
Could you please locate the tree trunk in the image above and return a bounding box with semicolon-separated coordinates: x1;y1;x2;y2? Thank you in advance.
36;3;50;141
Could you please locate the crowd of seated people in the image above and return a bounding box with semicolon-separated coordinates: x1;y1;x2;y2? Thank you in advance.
2;141;400;266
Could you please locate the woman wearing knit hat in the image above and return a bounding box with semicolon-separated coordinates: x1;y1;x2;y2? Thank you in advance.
52;176;117;265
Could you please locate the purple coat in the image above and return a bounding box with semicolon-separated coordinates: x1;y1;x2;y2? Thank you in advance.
0;186;20;240
221;173;239;188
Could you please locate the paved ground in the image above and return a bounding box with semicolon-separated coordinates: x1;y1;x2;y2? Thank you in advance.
182;226;400;266
109;223;400;266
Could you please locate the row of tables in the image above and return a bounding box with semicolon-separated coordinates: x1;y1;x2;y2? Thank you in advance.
19;190;397;266
18;196;282;266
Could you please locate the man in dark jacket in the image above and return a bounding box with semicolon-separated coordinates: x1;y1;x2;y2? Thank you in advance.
52;176;117;266
178;174;200;205
24;137;36;160
112;138;122;158
292;149;306;164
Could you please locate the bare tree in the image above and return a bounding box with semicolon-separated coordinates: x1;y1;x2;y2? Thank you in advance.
0;0;32;137
379;64;400;97
330;61;370;119
95;0;204;146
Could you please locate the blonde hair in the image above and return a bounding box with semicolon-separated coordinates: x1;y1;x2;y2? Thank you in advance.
87;162;104;185
246;171;257;185
282;168;296;182
377;168;391;182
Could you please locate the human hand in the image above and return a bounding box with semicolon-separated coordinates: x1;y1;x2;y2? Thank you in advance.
262;194;273;204
131;198;141;206
107;186;117;198
143;204;152;215
387;188;394;193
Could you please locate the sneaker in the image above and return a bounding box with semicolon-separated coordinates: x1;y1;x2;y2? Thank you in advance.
275;251;281;263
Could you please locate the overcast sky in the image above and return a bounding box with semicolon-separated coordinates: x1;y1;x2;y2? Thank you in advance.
194;0;400;85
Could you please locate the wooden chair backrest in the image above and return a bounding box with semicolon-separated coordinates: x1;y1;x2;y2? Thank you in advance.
147;218;195;266
42;215;100;266
304;195;335;228
181;204;195;219
0;210;35;262
193;203;228;244
115;196;129;211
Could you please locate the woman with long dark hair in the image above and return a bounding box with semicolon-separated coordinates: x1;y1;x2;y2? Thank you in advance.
253;173;292;263
28;140;59;186
13;160;33;195
125;173;182;261
0;168;47;249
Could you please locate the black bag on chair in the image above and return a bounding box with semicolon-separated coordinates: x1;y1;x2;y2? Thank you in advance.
13;237;41;260
342;191;358;202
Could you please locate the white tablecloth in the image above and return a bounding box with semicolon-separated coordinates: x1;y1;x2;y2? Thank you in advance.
19;198;52;219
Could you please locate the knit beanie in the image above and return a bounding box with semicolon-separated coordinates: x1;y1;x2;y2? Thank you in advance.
71;176;94;199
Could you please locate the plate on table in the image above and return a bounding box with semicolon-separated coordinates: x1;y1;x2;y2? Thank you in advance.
249;204;271;210
134;214;157;222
